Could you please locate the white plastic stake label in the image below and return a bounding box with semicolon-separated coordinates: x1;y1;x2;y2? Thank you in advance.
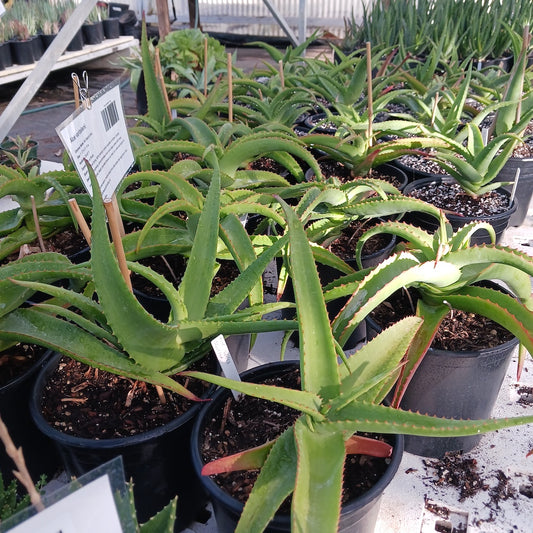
9;475;122;533
211;334;242;400
56;80;134;202
0;3;5;17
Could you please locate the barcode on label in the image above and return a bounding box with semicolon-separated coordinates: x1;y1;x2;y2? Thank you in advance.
101;101;119;131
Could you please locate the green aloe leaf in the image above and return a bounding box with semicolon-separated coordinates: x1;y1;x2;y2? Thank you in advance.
236;428;297;533
292;419;344;533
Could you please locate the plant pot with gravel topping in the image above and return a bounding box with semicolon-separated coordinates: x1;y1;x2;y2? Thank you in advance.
404;176;516;245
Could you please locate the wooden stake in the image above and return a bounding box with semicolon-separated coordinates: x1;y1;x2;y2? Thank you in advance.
227;52;233;123
73;78;80;109
278;59;285;89
30;195;46;252
0;416;44;512
104;200;132;292
68;198;91;245
366;42;374;148
203;37;208;97
111;194;126;238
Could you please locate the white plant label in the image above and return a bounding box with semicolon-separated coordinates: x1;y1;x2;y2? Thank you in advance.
56;80;134;202
211;334;242;400
0;3;5;18
9;475;122;533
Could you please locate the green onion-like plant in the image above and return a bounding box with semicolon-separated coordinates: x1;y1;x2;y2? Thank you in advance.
183;201;533;533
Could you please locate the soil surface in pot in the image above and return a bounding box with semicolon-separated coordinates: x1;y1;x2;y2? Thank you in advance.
0;343;42;387
316;159;405;189
327;220;392;260
200;366;393;510
131;256;240;298
407;181;510;217
397;151;448;176
39;354;216;439
1;227;89;264
370;289;514;351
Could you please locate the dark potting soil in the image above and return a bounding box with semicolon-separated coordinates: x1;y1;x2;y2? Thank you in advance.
316;159;404;189
424;451;487;502
370;289;514;351
200;366;393;511
131;256;240;298
249;156;287;174
327;220;392;260
407;181;511;217
39;354;216;439
1;227;89;264
0;343;42;387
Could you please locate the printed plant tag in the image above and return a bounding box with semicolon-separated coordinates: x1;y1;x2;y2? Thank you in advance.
57;80;134;202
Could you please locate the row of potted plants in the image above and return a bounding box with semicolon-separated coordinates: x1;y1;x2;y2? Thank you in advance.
1;20;533;532
0;0;122;69
343;0;533;65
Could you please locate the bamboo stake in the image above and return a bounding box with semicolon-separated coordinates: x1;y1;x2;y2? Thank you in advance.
227;52;233;123
104;200;132;292
73;78;80;109
0;416;44;512
366;42;373;148
30;195;46;252
278;59;285;89
68;198;91;245
111;194;125;238
203;37;208;97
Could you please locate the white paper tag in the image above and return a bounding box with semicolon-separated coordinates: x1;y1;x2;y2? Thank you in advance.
56;80;134;202
0;3;5;17
211;334;242;400
9;475;123;533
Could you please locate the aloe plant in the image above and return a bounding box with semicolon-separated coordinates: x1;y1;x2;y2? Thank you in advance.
330;215;533;405
184;199;533;533
0;160;298;397
0;165;88;260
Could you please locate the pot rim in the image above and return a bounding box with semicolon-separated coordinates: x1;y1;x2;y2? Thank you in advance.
30;352;210;449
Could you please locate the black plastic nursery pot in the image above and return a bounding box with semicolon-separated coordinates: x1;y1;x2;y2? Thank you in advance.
103;18;121;39
366;306;519;458
30;353;211;531
497;154;533;226
0;348;60;482
9;38;35;66
0;41;13;70
31;35;44;62
398;336;518;457
66;30;84;52
191;361;404;533
82;21;105;45
403;177;516;245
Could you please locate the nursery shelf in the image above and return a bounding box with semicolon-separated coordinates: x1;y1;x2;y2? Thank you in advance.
0;36;138;86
